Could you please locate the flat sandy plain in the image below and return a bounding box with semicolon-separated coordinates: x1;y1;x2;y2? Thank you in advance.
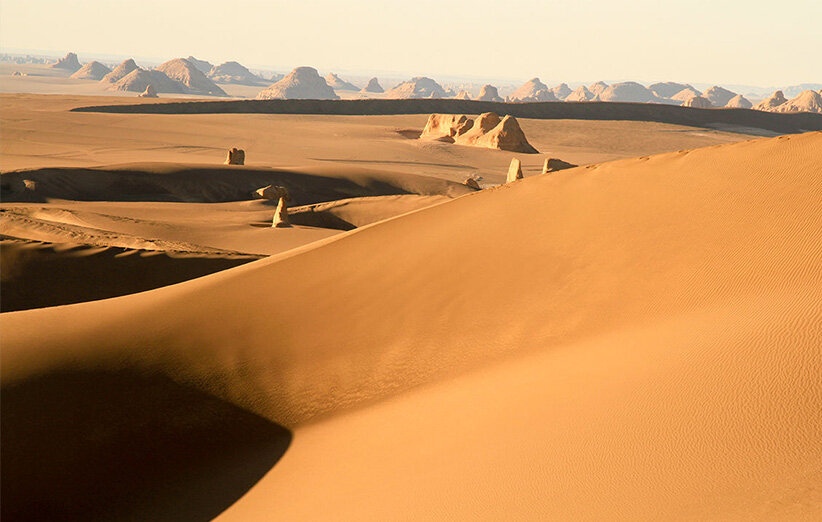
2;69;821;521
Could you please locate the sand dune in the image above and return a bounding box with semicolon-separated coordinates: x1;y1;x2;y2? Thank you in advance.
2;131;820;519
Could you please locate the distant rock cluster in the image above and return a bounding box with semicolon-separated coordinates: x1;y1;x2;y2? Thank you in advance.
420;112;538;153
256;66;339;100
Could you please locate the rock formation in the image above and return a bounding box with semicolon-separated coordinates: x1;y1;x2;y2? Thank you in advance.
476;84;503;102
649;82;695;99
464;177;481;189
361;77;384;93
420;114;474;141
186;56;214;75
683;95;714;108
506;158;523;183
156;58;227;96
70;61;111;80
255;185;292;227
208;61;262;85
464;115;538;154
542;158;577;174
256;66;340;100
420;112;538;153
102;59;138;83
565;85;594;102
671;87;701;102
753;90;788;111
108;69;185;94
771;90;822;114
588;81;609;96
703;86;737;107
225;148;245;165
453;90;472;100
384;77;447;99
51;52;81;72
325;73;359;91
508;78;557;102
137;84;158;98
551;83;572;100
724;94;752;109
598;82;660;103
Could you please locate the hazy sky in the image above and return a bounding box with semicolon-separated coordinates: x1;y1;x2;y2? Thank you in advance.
1;0;819;86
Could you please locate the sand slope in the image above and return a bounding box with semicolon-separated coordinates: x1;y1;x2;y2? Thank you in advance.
3;132;821;519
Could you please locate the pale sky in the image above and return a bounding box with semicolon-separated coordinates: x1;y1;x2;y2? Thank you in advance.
1;0;819;86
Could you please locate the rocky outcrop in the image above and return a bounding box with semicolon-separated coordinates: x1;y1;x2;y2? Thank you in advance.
588;81;609;96
476;84;503;102
137;84;158;98
51;52;81;72
107;69;185;94
671;87;701;102
156;58;227;96
385;77;447;99
509;78;557;102
208;61;262;85
683;95;714;108
771;90;822;114
552;83;572;100
649;82;694;99
420;112;538;153
225;148;245;165
101;59;138;83
506;158;523;183
703;86;737;107
753;90;788;111
598;82;659;103
542;158;577;174
256;66;340;100
71;61;111;80
565;85;594;102
724;94;752;109
463;115;538;154
325;73;359;91
464;177;481;190
420;114;474;141
186;56;214;75
361;77;384;93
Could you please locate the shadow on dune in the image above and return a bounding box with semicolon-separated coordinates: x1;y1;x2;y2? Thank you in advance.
1;369;292;521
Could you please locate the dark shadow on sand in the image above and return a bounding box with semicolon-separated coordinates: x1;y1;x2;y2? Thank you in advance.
2;369;292;521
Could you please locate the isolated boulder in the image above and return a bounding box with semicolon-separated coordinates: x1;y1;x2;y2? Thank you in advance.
102;59;138;83
753;90;788;111
71;61;111;80
542;158;577;174
361;77;384;93
51;52;81;72
257;66;340;100
506;158;523;183
464;177;481;190
138;84;158;98
683;95;714;108
225;148;245;165
476;84;503;102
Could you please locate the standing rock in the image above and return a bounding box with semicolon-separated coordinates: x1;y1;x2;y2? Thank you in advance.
506;158;523;183
225;148;245;165
476;84;503;102
138;84;158;98
542;158;577;174
51;52;82;72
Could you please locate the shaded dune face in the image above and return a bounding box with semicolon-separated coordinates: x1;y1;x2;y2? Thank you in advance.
1;369;291;521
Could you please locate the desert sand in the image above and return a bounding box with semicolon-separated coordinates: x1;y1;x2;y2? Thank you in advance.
2;89;821;520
